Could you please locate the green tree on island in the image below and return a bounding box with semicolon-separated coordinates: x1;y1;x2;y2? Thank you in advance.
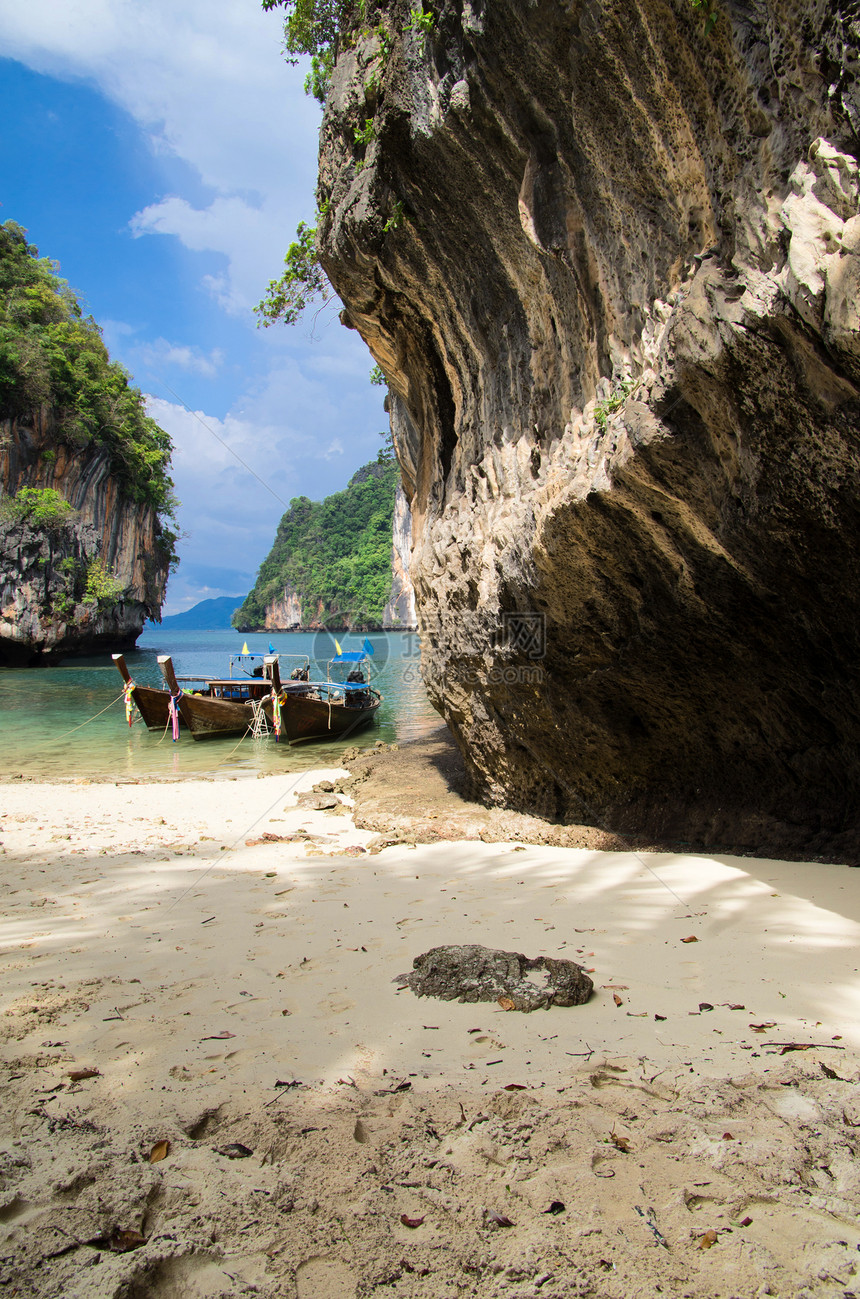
234;454;400;630
0;221;176;525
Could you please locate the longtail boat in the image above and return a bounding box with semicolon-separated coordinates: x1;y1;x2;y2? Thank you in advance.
280;649;381;744
112;652;183;732
157;652;309;741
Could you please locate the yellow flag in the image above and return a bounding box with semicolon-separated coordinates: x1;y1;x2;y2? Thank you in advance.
335;639;342;656
241;642;249;654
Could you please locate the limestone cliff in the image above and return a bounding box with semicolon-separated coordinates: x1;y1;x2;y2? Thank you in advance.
0;409;172;665
383;482;417;628
316;0;860;856
262;582;304;630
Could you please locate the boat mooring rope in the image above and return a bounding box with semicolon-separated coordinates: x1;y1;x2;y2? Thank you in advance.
51;691;126;742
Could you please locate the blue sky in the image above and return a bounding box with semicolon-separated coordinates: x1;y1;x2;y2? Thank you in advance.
0;0;387;612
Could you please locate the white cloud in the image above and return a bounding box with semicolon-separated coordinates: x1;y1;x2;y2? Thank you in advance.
130;193;294;314
0;0;320;309
138;338;224;377
144;353;386;572
145;395;293;507
100;318;135;336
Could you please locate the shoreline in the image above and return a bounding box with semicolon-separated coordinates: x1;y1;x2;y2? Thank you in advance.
2;767;860;1295
343;727;859;865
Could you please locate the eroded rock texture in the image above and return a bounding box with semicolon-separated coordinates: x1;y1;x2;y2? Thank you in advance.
317;0;860;856
0;409;171;664
395;944;594;1010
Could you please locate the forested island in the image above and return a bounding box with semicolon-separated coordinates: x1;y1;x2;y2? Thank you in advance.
233;451;401;631
0;221;175;663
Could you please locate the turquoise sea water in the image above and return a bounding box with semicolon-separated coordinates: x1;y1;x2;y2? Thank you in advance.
2;628;439;780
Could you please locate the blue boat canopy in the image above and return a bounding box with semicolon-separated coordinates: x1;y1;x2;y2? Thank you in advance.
331;650;366;663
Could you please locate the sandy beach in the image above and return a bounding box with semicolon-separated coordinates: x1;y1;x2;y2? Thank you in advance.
2;760;860;1297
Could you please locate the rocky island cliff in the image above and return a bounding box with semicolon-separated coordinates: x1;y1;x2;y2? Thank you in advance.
0;223;174;665
312;0;860;856
234;453;408;631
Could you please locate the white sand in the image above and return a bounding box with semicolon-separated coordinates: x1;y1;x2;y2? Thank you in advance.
2;771;860;1297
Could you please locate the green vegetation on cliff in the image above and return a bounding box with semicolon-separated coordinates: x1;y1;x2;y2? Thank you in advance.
0;221;174;515
233;453;399;629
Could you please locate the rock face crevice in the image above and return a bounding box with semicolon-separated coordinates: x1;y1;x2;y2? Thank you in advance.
317;0;860;856
0;409;171;665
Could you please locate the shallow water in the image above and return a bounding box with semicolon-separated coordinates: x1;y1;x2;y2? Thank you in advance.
2;627;440;780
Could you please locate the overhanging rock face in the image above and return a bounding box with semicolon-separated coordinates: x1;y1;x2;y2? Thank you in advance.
317;0;860;857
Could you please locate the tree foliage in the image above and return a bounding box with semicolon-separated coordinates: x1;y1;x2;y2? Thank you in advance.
255;221;331;327
261;0;349;101
262;0;345;55
0;221;175;516
82;555;124;608
1;486;77;531
233;453;399;629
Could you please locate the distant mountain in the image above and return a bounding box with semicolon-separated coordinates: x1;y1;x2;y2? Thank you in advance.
154;596;244;630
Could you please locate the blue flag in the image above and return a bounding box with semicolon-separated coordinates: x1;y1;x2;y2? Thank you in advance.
363;637;375;657
268;643;276;654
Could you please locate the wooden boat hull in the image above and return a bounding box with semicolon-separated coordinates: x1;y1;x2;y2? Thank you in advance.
127;686;175;731
282;689;381;744
157;653;279;740
112;653;182;731
176;690;269;740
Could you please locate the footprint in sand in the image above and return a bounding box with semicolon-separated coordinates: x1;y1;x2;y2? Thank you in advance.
320;997;355;1014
